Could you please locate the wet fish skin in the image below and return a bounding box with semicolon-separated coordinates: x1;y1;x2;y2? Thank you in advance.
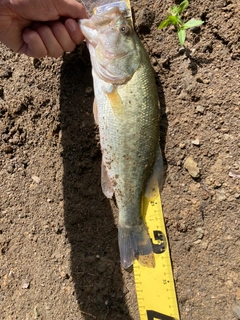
80;7;161;268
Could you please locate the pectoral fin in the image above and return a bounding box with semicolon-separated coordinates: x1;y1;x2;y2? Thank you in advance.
101;158;114;199
105;88;124;117
145;146;164;199
93;98;98;125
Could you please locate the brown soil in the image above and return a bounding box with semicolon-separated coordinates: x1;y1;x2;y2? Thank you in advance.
1;0;240;319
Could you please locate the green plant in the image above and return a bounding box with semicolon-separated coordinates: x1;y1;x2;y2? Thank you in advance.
158;0;204;46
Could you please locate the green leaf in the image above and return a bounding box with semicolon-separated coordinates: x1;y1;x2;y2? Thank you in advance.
184;19;204;29
171;5;179;15
177;0;189;14
178;28;186;46
158;19;170;29
167;15;179;25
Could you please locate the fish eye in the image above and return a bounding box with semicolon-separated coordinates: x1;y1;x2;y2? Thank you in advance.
120;24;129;35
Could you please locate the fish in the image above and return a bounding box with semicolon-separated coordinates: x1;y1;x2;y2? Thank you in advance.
79;6;163;268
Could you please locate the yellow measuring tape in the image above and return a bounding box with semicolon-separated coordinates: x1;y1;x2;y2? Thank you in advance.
134;192;180;320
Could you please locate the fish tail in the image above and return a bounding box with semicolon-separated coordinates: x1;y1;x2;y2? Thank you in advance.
118;224;155;269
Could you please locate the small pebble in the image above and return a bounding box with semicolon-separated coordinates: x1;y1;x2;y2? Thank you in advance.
196;105;205;114
232;302;240;319
229;171;240;179
6;165;14;174
196;227;204;239
193;239;202;244
8;271;14;278
184;156;200;178
33;306;40;319
200;241;208;250
192;139;200;146
31;175;41;184
22;280;30;289
179;142;186;149
97;262;107;273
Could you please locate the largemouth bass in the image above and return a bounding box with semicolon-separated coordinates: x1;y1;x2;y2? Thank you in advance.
80;7;162;268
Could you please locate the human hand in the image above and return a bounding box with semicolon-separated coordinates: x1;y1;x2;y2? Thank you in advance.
0;0;88;57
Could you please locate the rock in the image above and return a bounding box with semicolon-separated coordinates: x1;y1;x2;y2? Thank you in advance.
196;105;205;114
179;142;186;149
21;280;30;289
31;175;41;184
200;241;209;250
229;171;240;179
196;227;204;239
6;165;14;174
232;302;240;319
97;261;107;273
193;239;202;244
184;156;200;178
192;139;200;146
215;189;226;201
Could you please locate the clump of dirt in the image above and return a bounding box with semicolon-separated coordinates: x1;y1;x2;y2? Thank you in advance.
0;0;240;319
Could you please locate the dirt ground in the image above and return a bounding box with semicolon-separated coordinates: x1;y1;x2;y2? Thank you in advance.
1;0;240;319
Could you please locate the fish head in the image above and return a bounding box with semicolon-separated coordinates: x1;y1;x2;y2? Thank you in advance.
80;7;141;84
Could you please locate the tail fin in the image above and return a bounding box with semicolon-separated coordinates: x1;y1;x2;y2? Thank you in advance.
118;224;155;269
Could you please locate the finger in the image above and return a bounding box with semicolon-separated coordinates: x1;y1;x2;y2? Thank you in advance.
33;24;64;58
18;28;48;57
49;21;76;52
65;19;84;45
55;0;88;19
